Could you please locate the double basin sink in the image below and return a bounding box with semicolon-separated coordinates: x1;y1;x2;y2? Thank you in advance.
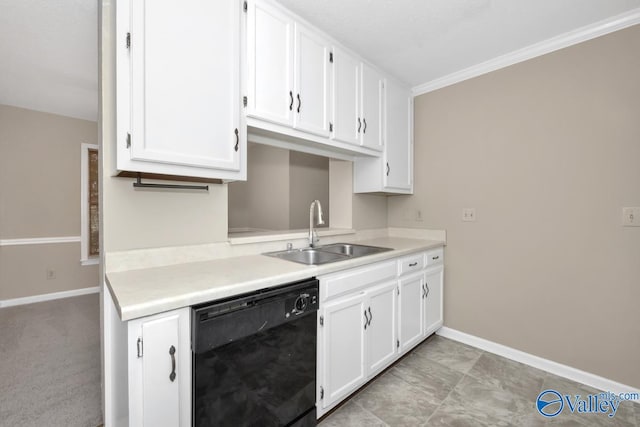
265;243;392;265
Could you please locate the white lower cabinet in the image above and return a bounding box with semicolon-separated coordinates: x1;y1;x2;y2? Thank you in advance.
424;265;444;336
128;308;191;427
318;247;444;417
398;271;425;353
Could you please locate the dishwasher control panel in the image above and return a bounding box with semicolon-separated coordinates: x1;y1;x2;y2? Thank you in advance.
285;287;318;317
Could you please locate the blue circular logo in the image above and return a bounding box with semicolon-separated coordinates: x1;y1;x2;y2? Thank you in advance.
537;390;564;417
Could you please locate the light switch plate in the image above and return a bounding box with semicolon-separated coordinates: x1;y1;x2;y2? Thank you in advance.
462;208;476;222
622;207;640;226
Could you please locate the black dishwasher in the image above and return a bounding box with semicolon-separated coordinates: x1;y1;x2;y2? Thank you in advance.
192;278;319;427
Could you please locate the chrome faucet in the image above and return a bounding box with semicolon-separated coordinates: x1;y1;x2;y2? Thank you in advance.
308;200;325;247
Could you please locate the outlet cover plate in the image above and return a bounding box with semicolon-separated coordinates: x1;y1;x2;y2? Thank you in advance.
622;207;640;226
462;208;476;222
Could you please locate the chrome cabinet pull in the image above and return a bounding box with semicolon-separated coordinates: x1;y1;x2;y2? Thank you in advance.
409;262;418;267
169;345;176;382
357;118;361;133
386;162;390;176
363;118;367;133
289;91;293;111
368;307;372;326
425;282;430;299
364;309;369;330
297;94;301;113
432;255;439;260
422;284;426;298
234;128;239;152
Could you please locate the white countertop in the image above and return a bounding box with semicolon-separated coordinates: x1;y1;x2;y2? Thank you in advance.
106;237;444;321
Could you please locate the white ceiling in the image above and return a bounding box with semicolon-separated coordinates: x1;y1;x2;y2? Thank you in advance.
0;0;97;121
278;0;640;89
1;1;639;121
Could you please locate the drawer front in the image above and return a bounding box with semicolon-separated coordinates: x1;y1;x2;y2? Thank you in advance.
398;253;425;276
425;248;444;267
321;260;397;301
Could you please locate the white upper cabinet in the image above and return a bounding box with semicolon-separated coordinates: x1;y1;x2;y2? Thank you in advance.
360;64;383;151
331;47;360;146
246;0;294;126
117;0;245;181
247;0;330;137
384;79;412;190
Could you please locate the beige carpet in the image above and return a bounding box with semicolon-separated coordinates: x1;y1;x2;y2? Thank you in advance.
0;294;103;426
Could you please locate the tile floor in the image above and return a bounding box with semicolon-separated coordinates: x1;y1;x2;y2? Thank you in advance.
319;335;640;427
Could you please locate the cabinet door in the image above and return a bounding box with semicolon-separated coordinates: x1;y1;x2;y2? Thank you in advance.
129;308;191;427
366;281;398;376
360;64;383;151
129;0;241;172
247;0;294;125
384;79;412;190
331;48;360;145
293;23;330;137
398;272;424;353
424;266;444;336
320;293;366;409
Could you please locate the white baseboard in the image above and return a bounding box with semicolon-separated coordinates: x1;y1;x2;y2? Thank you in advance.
437;327;640;401
0;236;81;246
0;286;100;308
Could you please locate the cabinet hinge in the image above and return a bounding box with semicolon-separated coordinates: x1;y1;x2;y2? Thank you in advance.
126;32;131;49
397;286;399;296
126;132;131;148
319;315;324;326
137;337;143;358
320;386;324;400
329;52;333;63
243;96;247;108
243;1;247;12
329;122;333;132
396;340;400;349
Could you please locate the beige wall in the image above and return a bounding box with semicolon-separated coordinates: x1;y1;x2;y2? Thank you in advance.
0;105;99;299
388;25;640;387
289;151;330;229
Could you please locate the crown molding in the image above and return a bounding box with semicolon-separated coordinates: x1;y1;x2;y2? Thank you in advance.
413;8;640;96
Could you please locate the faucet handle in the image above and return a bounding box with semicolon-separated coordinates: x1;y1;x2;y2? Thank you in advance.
313;230;320;245
286;243;293;251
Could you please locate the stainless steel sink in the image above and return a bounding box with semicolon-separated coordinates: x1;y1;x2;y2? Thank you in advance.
319;243;393;257
264;243;392;265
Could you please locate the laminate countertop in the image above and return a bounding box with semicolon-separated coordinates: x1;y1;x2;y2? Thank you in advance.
106;237;444;321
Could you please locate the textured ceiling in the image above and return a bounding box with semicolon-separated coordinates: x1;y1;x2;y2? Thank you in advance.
277;0;640;87
0;0;97;121
1;1;639;121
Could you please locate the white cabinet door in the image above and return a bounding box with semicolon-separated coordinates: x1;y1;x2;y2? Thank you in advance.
247;0;294;126
293;23;330;137
365;281;397;376
424;266;444;336
361;64;383;151
398;271;424;353
331;47;360;145
127;0;242;174
320;293;366;409
383;79;412;190
129;308;191;427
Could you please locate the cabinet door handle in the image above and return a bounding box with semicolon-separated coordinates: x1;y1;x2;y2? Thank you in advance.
368;307;372;327
234;128;239;152
169;345;176;382
421;284;426;298
386;162;390;176
364;309;369;330
432;255;439;260
357;117;361;133
425;282;430;299
363;118;367;134
289;91;293;111
409;262;418;267
297;94;301;113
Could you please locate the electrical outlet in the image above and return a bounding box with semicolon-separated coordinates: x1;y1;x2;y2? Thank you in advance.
462;208;476;222
622;207;640;226
46;269;56;280
416;209;423;222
